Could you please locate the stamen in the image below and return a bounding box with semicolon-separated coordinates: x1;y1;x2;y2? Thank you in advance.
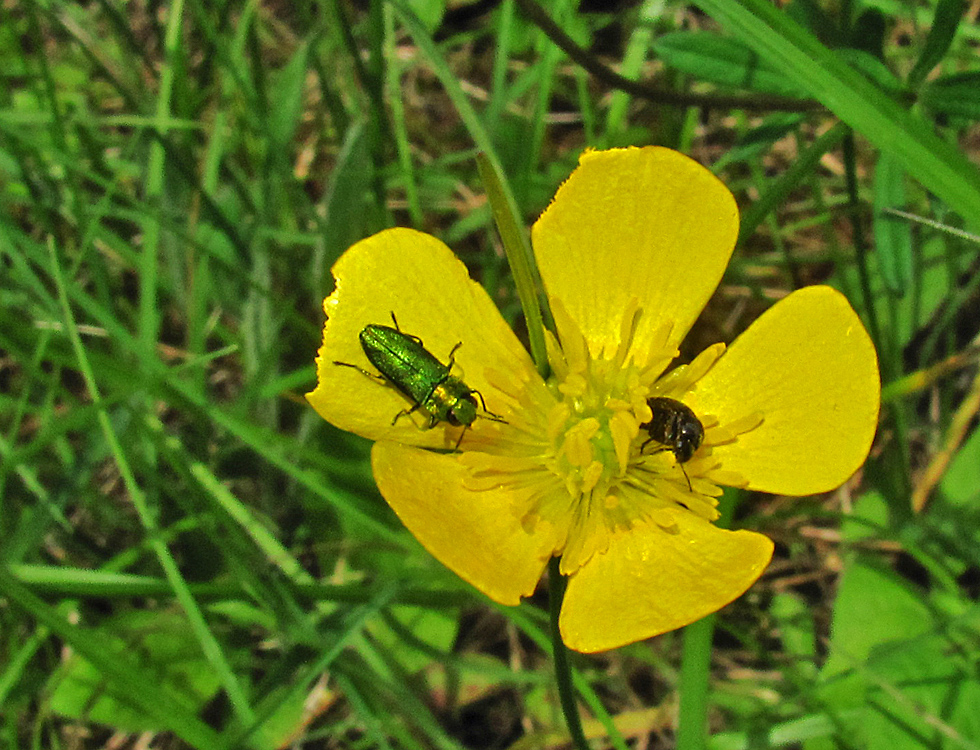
609;410;638;474
704;412;764;445
551;298;588;374
652;343;726;396
547;403;572;443
559;373;588;398
545;330;569;382
581;461;604;493
684;343;726;384
561;418;600;467
638;319;677;379
610;298;642;367
704;469;749;487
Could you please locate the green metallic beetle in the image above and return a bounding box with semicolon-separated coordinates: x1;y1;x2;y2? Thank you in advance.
334;314;505;449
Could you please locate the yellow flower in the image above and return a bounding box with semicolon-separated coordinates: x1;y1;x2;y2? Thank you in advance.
307;147;880;653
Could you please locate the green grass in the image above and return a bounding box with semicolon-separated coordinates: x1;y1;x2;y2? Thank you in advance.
3;0;980;748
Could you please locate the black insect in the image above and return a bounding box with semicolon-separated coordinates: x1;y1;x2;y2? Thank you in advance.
639;397;704;490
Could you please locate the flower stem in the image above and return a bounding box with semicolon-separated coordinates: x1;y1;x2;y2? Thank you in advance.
676;614;715;750
676;487;737;750
548;557;590;750
476;152;551;379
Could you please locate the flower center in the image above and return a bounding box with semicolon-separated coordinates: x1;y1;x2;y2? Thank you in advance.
549;361;645;503
463;301;759;576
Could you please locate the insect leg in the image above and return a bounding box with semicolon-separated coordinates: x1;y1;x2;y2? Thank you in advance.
639;439;665;454
470;387;506;423
389;312;424;345
333;360;388;383
391;401;425;426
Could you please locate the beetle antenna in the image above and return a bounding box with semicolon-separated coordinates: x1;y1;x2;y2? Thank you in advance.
679;463;693;492
446;341;462;368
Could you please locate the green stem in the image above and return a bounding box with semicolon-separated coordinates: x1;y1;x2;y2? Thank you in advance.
676;488;739;750
476;152;550;378
548;557;590;750
389;0;551;375
676;615;715;750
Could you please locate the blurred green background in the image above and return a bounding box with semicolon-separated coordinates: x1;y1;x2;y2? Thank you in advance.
3;0;980;747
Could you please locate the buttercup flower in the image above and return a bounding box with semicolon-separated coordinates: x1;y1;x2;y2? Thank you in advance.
308;147;880;653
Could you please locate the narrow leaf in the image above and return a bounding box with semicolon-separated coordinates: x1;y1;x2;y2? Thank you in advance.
908;0;968;88
873;153;913;296
652;32;807;96
692;0;980;226
269;41;310;151
921;71;980;121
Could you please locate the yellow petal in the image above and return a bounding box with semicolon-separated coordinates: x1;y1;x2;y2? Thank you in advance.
372;441;552;605
559;508;773;652
532;147;738;361
693;286;880;495
306;228;535;448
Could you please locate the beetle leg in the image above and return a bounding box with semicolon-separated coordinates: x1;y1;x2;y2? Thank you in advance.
391;401;425;426
470;387;506;423
389;312;424;345
333;360;387;384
